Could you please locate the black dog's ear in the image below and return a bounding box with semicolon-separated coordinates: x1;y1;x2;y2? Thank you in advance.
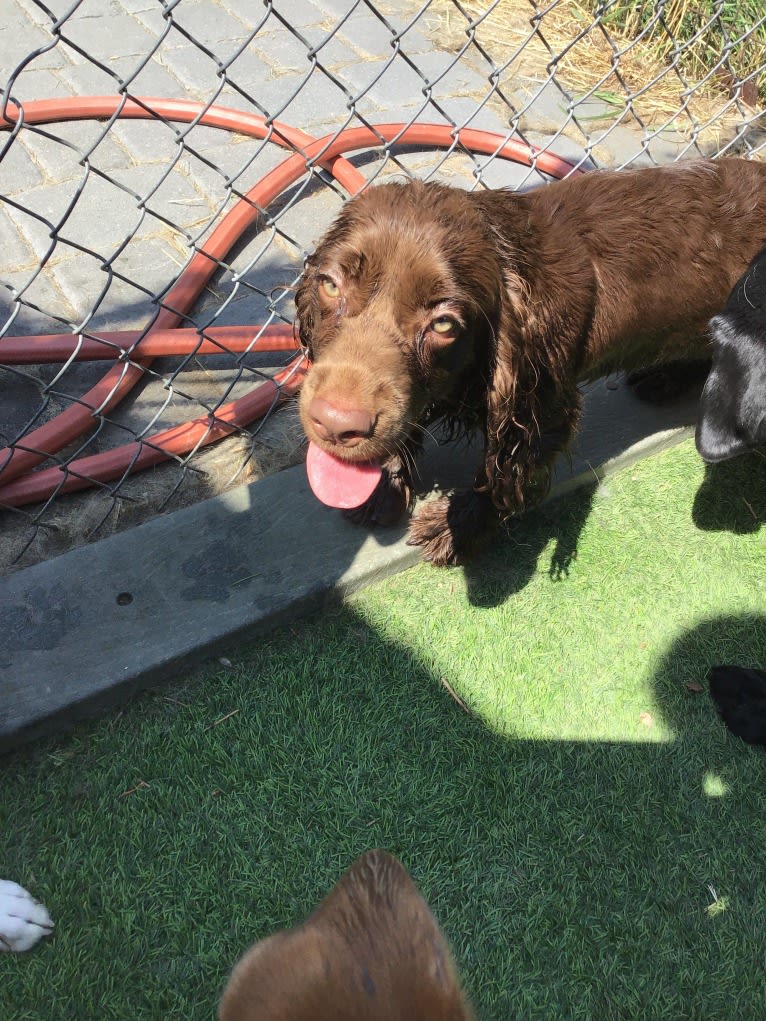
708;665;766;745
696;250;766;463
695;315;754;462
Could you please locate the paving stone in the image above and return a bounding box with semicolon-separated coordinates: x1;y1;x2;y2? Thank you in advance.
2;257;76;326
3;65;73;106
3;178;82;261
334;11;396;61
267;0;329;31
9;167;155;262
55;172;152;255
196;277;296;328
256;26;314;64
48;250;120;322
1;215;54;281
55;10;160;68
57;50;183;100
176;141;294;217
216;58;307;116
0;135;45;196
164;1;253;54
0;205;37;280
514;79;575;135
118;0;172;39
313;0;369;19
0;294;60;337
116;0;159;13
84;235;190;326
218;1;282;36
12;0;56;28
109;116;188;166
18;122;127;184
339;9;434;58
154;40;227;94
339;52;433;110
52;53;123;94
276;69;358;130
175;146;241;210
0;14;72;75
409;48;493;97
292;29;358;68
394;94;510;136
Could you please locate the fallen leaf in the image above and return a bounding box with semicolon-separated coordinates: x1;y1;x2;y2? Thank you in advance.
639;712;654;727
685;682;704;694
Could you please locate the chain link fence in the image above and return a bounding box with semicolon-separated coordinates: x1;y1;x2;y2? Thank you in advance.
1;0;764;572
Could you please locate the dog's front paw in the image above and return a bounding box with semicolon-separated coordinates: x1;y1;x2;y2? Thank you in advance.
0;880;54;952
408;491;495;566
344;465;412;527
408;499;461;565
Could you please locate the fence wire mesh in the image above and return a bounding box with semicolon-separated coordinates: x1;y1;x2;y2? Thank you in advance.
1;0;765;572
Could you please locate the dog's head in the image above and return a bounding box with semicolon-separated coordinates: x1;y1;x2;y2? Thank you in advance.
218;850;474;1021
696;251;766;462
296;181;503;466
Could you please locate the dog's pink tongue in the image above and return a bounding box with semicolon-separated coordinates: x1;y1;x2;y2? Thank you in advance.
306;442;382;509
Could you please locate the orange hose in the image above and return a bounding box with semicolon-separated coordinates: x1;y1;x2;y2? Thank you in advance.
0;360;308;505
0;324;299;364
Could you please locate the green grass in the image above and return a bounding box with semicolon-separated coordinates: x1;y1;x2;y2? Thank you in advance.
604;0;766;102
2;439;766;1020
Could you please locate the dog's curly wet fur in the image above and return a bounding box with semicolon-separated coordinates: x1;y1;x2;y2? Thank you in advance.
297;160;766;566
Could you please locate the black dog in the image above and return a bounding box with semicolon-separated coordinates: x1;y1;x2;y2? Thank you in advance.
709;666;766;745
696;247;766;462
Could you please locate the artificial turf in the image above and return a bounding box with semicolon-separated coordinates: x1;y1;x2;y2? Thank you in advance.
2;439;765;1020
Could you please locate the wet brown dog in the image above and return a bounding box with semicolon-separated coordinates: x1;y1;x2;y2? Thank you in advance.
297;159;766;566
218;850;474;1020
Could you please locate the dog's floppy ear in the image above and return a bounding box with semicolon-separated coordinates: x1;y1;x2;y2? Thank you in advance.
483;314;581;514
218;850;474;1021
695;314;766;462
696;251;766;463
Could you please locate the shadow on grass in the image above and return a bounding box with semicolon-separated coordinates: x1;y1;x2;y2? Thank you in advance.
4;602;766;1020
692;448;766;534
461;482;599;608
463;442;765;609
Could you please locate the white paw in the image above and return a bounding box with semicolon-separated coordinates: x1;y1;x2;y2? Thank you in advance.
0;880;54;952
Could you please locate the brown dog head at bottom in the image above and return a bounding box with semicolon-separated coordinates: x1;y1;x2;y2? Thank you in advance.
218;850;475;1021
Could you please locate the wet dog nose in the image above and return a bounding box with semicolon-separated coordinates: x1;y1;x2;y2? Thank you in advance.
308;396;376;447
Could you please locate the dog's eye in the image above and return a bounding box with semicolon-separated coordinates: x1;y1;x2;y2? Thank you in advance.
320;278;341;299
430;316;459;337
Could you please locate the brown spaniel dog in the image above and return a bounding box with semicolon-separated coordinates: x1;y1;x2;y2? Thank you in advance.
297;160;766;565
